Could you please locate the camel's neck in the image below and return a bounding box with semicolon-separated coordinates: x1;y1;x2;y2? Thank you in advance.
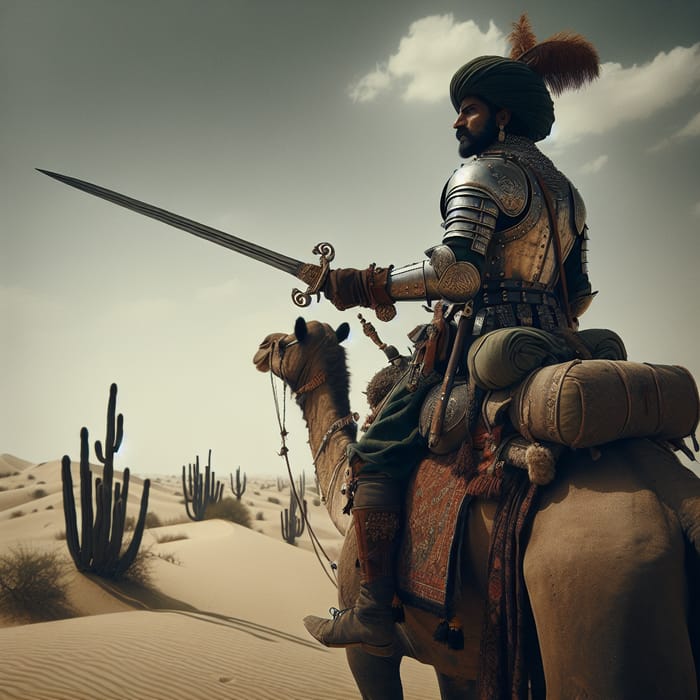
297;384;354;535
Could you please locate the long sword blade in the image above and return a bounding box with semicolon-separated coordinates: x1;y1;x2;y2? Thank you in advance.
37;168;305;277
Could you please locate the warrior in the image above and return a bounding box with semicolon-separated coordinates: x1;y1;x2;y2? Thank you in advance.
302;16;620;655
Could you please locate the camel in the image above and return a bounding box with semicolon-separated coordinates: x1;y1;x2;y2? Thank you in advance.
253;317;700;699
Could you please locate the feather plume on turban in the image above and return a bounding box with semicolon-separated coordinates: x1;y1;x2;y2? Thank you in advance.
449;15;599;142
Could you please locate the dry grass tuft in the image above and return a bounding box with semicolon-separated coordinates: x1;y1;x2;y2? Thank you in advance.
0;545;75;622
205;497;252;528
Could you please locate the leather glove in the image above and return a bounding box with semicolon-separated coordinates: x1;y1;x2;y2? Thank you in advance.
298;263;396;321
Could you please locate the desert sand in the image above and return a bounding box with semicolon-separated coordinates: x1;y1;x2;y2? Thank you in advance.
0;453;440;699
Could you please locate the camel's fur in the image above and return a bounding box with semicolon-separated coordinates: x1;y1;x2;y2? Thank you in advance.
254;318;699;699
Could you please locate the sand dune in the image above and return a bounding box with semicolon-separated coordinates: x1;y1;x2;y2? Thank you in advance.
0;454;440;699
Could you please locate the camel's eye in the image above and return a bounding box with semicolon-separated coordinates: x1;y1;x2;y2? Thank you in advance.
278;338;299;358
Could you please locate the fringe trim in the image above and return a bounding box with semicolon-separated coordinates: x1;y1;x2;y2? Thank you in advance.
433;617;465;650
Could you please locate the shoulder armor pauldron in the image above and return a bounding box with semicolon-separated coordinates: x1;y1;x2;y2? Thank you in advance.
441;156;529;219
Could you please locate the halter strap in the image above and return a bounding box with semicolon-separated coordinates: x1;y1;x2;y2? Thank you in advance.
295;371;327;395
312;411;359;465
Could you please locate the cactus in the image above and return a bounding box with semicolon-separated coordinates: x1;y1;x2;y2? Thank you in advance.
280;496;307;545
61;383;150;579
230;466;247;501
280;474;307;545
181;450;223;521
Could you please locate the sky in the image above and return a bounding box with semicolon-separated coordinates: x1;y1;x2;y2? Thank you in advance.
2;0;699;482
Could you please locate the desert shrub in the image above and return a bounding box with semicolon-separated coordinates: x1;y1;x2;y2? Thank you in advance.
156;552;182;566
312;497;321;507
27;474;35;481
10;510;24;519
267;496;281;505
46;505;54;510
119;547;154;586
124;515;136;531
154;532;188;544
55;530;66;540
255;511;264;521
0;486;7;492
15;484;24;489
0;545;74;622
205;497;252;528
32;488;48;499
145;511;162;529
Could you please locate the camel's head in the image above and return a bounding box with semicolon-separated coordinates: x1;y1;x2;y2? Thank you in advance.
253;317;350;395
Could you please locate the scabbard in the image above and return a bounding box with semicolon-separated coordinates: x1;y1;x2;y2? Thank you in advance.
428;305;473;450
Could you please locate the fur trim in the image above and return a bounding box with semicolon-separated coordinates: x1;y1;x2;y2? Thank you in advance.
526;443;556;485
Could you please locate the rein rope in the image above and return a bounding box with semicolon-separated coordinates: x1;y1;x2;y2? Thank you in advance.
269;358;345;588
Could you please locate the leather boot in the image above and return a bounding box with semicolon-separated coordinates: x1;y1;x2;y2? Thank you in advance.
303;475;401;657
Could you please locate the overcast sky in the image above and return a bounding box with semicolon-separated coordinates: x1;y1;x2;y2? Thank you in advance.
2;0;699;481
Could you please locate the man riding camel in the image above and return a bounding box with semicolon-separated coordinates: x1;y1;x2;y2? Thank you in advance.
302;16;621;656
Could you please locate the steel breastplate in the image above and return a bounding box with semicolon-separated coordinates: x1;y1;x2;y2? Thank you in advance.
474;140;585;289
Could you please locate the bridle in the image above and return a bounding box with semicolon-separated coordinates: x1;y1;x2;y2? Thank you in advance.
267;335;357;587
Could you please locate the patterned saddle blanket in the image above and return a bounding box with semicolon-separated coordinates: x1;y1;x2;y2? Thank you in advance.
396;444;541;700
396;452;471;623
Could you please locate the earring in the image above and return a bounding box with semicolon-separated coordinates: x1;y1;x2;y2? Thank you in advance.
498;123;506;143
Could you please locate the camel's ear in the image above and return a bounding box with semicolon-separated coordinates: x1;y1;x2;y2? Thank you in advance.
294;317;309;342
335;322;350;343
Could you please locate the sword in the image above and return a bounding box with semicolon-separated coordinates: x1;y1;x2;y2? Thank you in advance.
37;168;334;308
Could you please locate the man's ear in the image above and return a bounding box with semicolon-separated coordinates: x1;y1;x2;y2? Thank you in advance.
496;108;512;128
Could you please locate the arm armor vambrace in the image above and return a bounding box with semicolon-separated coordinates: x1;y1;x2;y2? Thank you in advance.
386;245;481;303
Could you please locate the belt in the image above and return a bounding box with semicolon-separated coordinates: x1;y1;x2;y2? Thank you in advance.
481;288;559;307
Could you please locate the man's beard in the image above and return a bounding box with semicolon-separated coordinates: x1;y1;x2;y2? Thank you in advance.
456;118;499;158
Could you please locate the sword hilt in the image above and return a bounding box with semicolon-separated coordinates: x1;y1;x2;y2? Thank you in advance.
292;242;335;307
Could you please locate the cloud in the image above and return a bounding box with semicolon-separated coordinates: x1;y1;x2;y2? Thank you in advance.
348;15;505;103
648;111;700;152
676;111;700;138
580;155;608;174
349;15;700;145
552;45;700;145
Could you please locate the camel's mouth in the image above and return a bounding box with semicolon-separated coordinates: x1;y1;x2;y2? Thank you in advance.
253;332;287;372
252;344;271;372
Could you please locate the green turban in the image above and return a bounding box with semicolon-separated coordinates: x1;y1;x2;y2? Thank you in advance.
449;55;554;142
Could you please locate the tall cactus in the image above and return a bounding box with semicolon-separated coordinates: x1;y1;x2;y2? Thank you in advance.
280;474;307;545
61;383;150;579
230;466;247;501
182;449;223;521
